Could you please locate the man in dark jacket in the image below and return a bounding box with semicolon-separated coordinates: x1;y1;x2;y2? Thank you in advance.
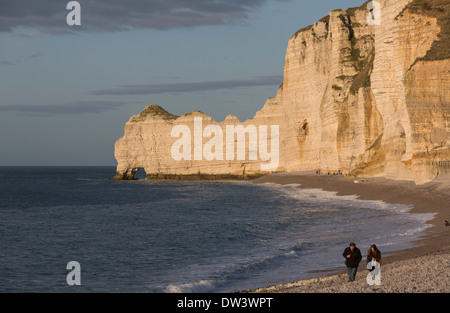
343;242;362;282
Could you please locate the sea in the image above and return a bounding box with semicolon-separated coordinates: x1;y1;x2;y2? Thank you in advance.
0;166;435;293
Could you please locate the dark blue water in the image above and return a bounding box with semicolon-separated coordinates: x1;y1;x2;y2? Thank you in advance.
0;167;434;292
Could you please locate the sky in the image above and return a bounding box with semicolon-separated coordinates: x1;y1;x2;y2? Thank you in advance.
0;0;365;166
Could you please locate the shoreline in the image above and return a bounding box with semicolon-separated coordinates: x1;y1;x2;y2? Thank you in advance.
245;172;450;293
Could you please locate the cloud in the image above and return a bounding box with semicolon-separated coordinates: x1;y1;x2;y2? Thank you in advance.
0;0;285;34
0;60;18;66
90;75;283;95
0;76;283;115
0;52;43;67
0;100;126;115
29;52;43;59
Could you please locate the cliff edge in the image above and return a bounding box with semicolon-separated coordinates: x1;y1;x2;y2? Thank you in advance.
114;0;449;184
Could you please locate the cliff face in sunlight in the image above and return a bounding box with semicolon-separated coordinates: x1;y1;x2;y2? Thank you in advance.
114;0;449;184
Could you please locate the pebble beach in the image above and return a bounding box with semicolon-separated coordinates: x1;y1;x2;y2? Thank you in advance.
247;172;450;293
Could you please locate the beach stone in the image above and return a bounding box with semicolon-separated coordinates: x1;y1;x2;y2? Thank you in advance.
249;252;450;293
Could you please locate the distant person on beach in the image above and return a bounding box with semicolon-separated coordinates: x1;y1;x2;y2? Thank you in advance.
367;244;382;267
343;242;362;282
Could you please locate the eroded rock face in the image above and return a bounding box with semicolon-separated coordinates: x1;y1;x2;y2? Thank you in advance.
114;0;449;184
113;105;281;180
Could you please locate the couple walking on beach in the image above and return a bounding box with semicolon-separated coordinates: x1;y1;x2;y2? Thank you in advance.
343;243;381;282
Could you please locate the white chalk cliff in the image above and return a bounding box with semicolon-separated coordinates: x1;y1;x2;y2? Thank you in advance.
114;0;449;184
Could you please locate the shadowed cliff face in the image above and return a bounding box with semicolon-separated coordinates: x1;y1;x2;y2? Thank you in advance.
114;0;449;184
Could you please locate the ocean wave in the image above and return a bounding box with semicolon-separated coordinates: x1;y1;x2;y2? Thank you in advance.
262;182;416;214
165;279;215;293
163;240;308;293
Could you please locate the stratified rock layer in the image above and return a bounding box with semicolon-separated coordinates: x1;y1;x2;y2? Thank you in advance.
114;0;449;184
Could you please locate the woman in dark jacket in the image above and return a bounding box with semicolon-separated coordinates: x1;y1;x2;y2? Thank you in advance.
367;244;382;265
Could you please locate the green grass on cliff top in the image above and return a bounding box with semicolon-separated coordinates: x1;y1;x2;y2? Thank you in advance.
291;0;449;62
399;0;450;61
130;104;179;122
